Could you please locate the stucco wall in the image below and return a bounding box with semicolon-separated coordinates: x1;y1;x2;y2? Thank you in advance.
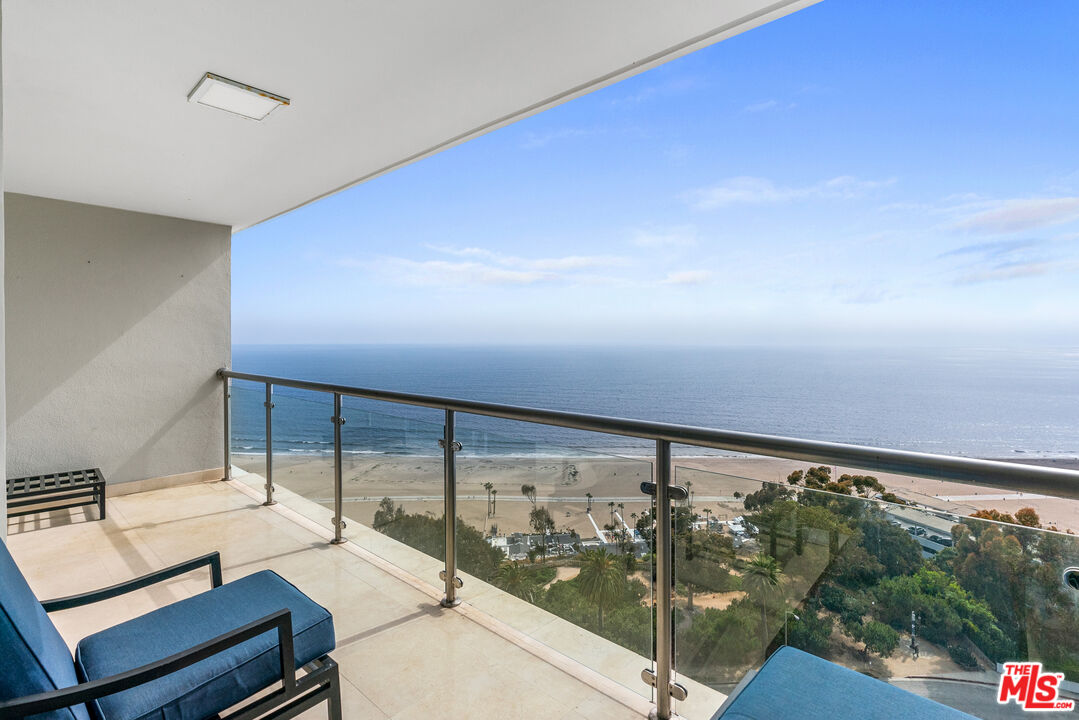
4;193;230;485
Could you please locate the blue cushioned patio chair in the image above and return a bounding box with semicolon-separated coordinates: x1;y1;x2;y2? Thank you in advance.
0;537;340;720
711;646;977;720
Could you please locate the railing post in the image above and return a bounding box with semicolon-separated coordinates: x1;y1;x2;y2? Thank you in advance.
263;383;276;506
654;439;674;720
440;409;462;607
331;393;347;544
222;375;232;482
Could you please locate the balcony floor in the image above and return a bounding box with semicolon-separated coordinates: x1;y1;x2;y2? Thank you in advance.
6;480;648;720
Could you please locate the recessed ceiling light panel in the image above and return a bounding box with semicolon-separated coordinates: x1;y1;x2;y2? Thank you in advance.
187;72;289;121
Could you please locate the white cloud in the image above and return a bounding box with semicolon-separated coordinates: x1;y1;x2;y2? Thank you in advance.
631;225;698;248
349;245;632;288
360;258;551;287
950;197;1079;235
685;175;894;210
953;261;1068;286
662;270;713;285
933;236;1079;286
936;239;1042;260
423;244;627;271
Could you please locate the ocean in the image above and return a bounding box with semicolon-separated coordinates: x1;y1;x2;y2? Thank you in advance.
228;345;1079;460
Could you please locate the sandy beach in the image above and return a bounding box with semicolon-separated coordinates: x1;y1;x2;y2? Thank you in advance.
234;453;1079;537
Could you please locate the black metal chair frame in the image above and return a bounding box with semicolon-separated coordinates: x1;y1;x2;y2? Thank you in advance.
6;469;107;521
0;551;341;720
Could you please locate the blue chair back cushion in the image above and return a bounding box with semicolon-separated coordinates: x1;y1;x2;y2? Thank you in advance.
75;570;335;720
714;646;978;720
0;538;91;720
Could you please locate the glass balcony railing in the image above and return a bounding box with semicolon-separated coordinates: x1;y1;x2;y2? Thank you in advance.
228;381;269;487
670;465;1079;720
452;423;656;702
219;368;1079;720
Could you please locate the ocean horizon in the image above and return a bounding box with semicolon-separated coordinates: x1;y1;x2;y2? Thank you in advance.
228;345;1079;460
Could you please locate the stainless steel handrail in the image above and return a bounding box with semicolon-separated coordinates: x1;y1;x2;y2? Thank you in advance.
218;367;1079;497
217;365;1079;720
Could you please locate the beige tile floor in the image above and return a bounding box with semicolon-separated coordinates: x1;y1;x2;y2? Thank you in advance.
226;470;725;720
5;481;648;720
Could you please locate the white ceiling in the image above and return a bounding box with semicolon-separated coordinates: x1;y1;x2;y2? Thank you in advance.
2;0;815;231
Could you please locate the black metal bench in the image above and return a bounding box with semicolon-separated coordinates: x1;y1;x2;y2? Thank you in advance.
6;468;106;520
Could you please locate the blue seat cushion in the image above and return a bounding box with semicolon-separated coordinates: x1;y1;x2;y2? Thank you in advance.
74;570;334;720
0;538;91;720
713;646;977;720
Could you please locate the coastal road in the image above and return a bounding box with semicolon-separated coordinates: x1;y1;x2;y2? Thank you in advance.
934;493;1048;502
307;494;742;503
890;677;1073;719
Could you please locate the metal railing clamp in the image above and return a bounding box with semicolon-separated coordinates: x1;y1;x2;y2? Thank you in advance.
640;669;688;702
439;570;464;589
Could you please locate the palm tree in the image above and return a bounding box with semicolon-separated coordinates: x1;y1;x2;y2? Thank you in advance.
685;479;693;508
585;492;593;512
483;482;494;517
495;560;537;602
617;502;626;538
742;552;783;657
521;484;537;509
491;489;497;515
608;501;616;525
577;548;625;630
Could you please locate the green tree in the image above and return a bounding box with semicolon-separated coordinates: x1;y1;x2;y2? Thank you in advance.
529;506;556;560
679;530;735;612
874;566;1015;663
372;498;505;581
635;508;654;543
483;482;494;516
742;552;783;655
577;548;626;630
785;606;834;657
521;484;537;509
495;560;539;601
860;620;899;659
743;483;793;512
373;496;403;530
805;466;832;488
677;603;761;681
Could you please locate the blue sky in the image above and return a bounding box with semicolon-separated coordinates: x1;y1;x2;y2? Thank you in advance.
233;0;1079;346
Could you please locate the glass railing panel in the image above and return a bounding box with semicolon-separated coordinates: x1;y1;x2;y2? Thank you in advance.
229;381;268;483
453;420;657;702
263;388;336;513
337;397;446;587
670;462;1079;720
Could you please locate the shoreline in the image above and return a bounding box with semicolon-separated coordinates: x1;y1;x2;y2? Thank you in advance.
232;450;1079;466
233;453;1079;536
